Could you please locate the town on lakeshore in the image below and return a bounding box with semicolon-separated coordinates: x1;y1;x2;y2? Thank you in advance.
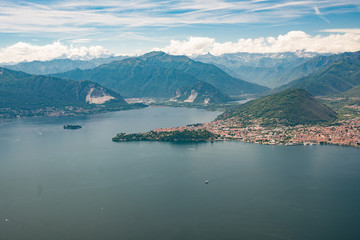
113;89;360;148
155;117;360;147
117;116;360;147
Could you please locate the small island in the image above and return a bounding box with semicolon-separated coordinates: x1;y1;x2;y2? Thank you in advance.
63;124;82;130
112;129;217;142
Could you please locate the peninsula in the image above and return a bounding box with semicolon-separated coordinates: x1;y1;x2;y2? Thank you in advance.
112;89;360;147
112;129;217;142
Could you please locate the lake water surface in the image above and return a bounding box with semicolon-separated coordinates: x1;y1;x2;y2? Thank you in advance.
0;107;359;240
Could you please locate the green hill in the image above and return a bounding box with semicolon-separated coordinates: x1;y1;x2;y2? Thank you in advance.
52;51;269;98
0;68;127;110
339;85;360;98
277;52;360;96
217;89;337;126
172;81;231;104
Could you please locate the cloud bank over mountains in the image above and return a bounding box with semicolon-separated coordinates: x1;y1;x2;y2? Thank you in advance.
1;30;360;64
0;41;111;64
158;30;360;56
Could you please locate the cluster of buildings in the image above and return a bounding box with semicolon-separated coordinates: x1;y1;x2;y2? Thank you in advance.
290;118;360;147
153;117;360;147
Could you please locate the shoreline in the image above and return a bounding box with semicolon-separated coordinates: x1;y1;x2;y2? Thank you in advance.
0;104;146;121
114;117;360;148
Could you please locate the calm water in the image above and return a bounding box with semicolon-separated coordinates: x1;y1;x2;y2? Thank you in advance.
0;107;359;240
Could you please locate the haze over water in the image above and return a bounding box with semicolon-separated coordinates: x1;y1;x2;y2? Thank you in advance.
0;107;359;240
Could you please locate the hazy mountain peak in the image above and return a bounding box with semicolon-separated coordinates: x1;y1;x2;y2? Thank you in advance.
142;51;167;58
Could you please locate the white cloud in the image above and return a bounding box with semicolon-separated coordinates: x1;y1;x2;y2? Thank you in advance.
157;31;360;56
2;30;360;64
321;29;360;34
0;41;112;64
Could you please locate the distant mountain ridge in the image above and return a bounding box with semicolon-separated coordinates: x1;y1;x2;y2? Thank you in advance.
217;89;337;126
277;51;360;96
0;68;127;110
194;52;319;88
281;51;360;83
3;56;127;75
52;51;269;98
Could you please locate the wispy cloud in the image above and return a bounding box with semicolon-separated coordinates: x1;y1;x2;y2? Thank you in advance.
155;31;360;56
321;28;360;34
0;0;358;35
314;6;330;23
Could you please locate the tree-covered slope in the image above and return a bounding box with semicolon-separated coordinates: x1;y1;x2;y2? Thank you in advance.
52;51;269;97
277;60;360;96
0;68;127;109
339;85;360;98
280;51;360;84
217;89;337;126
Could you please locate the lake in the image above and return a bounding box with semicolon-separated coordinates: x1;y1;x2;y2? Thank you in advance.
0;107;359;240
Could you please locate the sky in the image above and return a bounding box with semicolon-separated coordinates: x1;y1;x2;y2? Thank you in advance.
0;0;359;63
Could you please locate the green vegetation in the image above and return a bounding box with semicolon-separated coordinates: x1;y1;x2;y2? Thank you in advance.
319;98;360;121
0;68;145;118
339;84;360;98
217;89;337;126
112;129;217;142
53;51;269;98
0;68;127;109
281;51;360;86
277;51;360;96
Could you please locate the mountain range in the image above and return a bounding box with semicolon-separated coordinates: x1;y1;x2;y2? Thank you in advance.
3;56;127;75
1;50;359;120
52;51;269;98
194;52;319;88
277;51;360;96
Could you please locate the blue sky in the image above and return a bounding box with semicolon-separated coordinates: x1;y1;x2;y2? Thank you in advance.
0;0;359;63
